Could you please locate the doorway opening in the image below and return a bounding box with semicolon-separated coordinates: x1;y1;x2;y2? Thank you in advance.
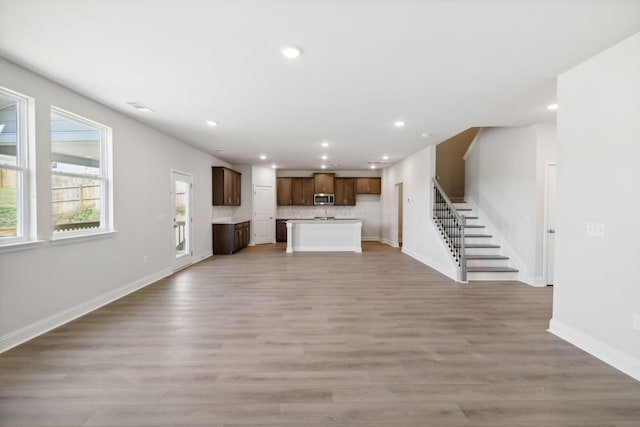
544;163;556;285
396;182;403;247
171;171;193;270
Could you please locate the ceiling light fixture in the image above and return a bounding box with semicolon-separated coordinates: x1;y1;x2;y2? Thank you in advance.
547;103;559;111
281;45;302;59
259;155;267;160
206;120;218;127
394;121;405;128
271;164;277;169
370;165;376;169
321;155;328;160
321;141;329;148
321;165;327;169
382;155;389;160
421;132;431;138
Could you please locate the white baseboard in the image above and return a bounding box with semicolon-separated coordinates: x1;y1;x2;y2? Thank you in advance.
380;238;399;248
194;250;213;262
0;253;213;354
522;275;547;287
362;235;381;241
549;318;640;382
401;247;458;282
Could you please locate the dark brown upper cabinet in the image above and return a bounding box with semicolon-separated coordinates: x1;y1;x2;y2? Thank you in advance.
355;177;381;194
212;167;241;206
334;178;356;206
313;173;335;194
291;178;314;206
277;177;293;206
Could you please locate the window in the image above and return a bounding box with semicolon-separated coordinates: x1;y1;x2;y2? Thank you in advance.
51;108;112;236
0;87;33;245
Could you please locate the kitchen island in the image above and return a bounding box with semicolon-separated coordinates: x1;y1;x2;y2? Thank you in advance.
286;219;362;253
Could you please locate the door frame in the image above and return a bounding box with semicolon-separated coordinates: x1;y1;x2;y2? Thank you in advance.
252;184;275;245
542;162;557;285
395;182;404;248
171;169;194;271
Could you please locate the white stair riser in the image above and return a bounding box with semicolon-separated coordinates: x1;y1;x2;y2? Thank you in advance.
466;271;519;281
465;247;502;255
463;236;493;244
466;259;510;268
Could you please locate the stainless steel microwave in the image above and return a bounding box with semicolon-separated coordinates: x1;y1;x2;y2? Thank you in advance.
314;193;334;205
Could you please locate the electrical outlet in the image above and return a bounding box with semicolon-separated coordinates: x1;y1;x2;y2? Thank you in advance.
586;222;606;237
633;314;640;331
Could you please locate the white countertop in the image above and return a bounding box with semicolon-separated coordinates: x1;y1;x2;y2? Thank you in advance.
212;219;250;225
286;218;362;224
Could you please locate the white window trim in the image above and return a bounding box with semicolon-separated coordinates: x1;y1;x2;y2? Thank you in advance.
0;86;36;248
50;107;113;241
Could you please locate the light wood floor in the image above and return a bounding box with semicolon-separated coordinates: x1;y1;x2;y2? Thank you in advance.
1;242;639;426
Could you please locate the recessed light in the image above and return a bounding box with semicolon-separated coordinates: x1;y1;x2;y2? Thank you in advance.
321;141;329;148
382;155;389;160
394;121;405;128
370;165;376;169
271;164;277;169
206;120;218;127
547;103;559;111
321;155;328;160
321;165;327;169
259;155;267;160
281;45;302;59
421;132;431;138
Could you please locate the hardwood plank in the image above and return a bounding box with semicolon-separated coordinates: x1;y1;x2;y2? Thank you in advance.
0;242;638;426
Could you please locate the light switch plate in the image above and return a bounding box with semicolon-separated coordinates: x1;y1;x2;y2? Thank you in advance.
586;222;606;237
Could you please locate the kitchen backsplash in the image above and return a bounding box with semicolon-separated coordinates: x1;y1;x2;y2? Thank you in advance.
277;205;359;219
211;206;235;221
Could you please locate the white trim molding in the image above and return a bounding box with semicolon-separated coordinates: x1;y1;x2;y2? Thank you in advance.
0;254;213;354
549;318;640;382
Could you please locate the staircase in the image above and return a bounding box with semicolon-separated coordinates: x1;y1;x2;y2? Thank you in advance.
450;201;519;281
432;178;518;282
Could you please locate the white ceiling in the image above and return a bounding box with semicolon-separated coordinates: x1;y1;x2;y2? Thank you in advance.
1;0;639;170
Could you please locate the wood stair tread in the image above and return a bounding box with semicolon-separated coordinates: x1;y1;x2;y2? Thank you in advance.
465;254;510;260
446;224;485;229
466;266;519;273
462;216;478;219
458;243;501;248
450;234;492;238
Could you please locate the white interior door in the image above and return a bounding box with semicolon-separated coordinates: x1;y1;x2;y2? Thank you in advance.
253;184;274;245
545;164;557;285
171;171;193;270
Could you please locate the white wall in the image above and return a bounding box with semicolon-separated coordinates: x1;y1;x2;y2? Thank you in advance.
380;145;457;279
464;125;556;284
549;33;640;380
0;58;218;351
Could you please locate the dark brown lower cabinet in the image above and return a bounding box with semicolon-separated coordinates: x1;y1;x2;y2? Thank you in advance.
212;221;250;254
276;219;288;242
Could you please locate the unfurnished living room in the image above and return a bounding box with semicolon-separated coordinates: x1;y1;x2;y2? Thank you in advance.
1;1;640;426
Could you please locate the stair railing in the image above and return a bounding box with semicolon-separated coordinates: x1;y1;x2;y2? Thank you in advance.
432;178;467;282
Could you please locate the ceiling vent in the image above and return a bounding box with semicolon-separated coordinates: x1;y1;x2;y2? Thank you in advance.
125;100;153;112
368;161;390;166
